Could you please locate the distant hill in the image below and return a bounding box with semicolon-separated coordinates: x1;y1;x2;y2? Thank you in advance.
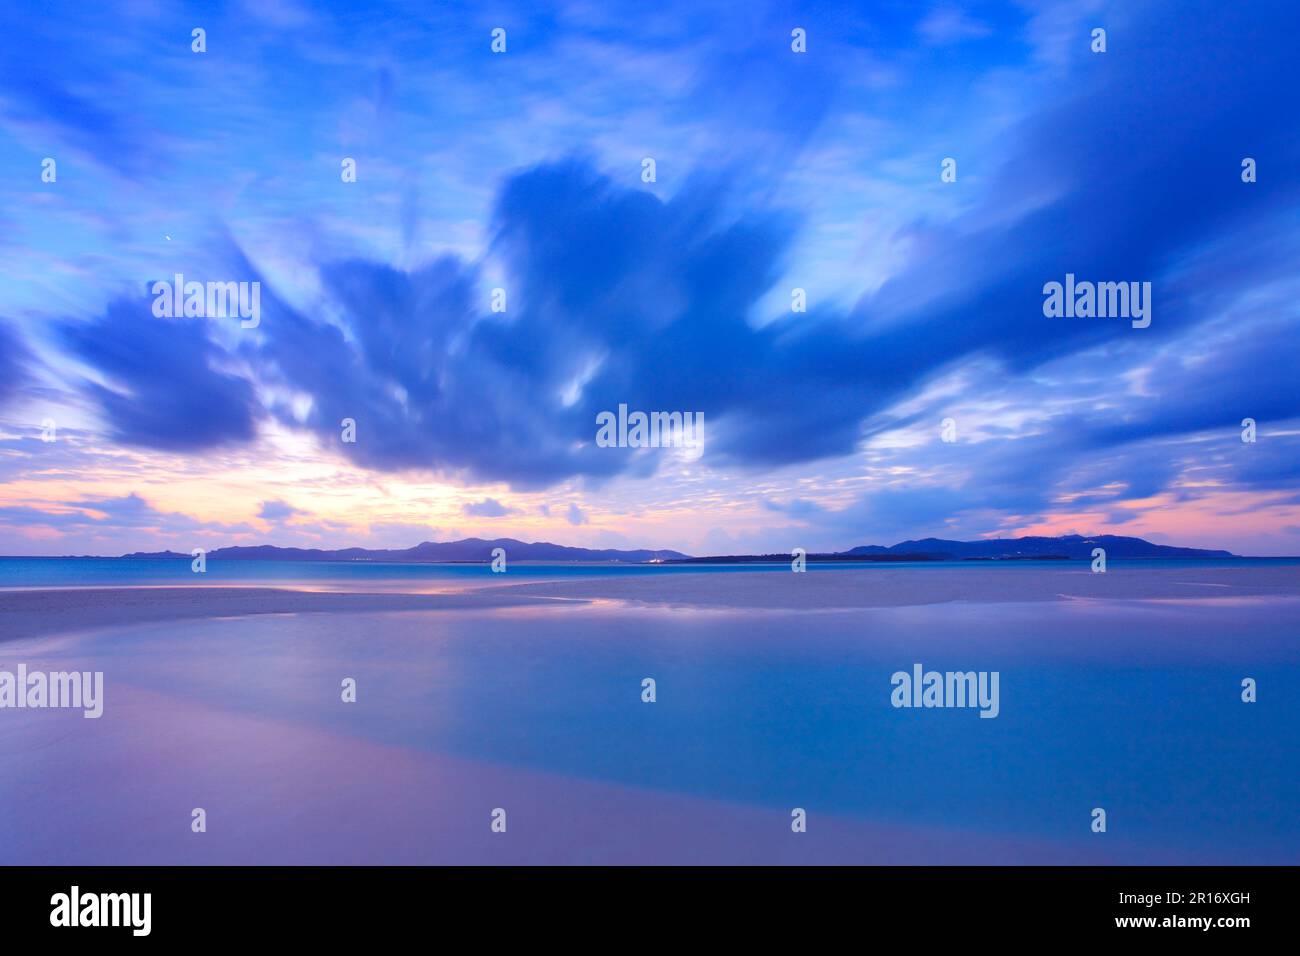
843;534;1232;560
111;533;1232;564
121;538;688;564
671;534;1234;564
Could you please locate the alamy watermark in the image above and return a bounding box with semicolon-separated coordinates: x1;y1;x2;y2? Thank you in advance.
0;664;103;718
50;886;150;936
890;663;999;718
595;404;704;449
1042;273;1151;329
152;274;261;328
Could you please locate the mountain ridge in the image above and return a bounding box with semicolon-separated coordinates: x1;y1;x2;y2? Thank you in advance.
118;537;689;563
93;533;1238;563
839;533;1232;560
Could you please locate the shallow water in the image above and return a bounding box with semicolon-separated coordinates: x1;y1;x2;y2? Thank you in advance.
2;555;1296;592
2;591;1296;864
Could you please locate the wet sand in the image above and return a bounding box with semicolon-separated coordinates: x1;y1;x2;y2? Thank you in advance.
0;585;563;643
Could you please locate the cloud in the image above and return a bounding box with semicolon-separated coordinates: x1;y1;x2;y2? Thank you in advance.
917;6;992;45
4;0;1299;556
763;498;830;521
0;72;159;181
60;297;260;451
462;497;515;518
0;492;242;535
0;321;31;407
565;502;587;525
258;499;302;522
48;105;1300;514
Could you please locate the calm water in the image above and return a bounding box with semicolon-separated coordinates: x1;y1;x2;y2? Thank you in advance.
1;555;1294;591
1;589;1296;864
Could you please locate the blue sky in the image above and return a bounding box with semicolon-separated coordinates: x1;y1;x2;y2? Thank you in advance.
1;0;1298;555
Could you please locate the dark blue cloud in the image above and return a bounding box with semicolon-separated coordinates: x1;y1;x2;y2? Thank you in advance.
60;298;260;451
862;0;1300;366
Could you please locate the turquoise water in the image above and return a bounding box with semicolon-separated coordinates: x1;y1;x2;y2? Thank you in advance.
1;589;1297;863
1;555;1294;590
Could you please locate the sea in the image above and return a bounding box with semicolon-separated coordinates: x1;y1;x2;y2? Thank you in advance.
1;554;1297;590
0;556;1296;864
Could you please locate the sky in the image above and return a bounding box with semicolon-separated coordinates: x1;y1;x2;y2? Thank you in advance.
0;0;1298;556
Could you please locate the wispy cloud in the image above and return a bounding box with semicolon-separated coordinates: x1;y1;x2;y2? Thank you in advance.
1;0;1297;554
